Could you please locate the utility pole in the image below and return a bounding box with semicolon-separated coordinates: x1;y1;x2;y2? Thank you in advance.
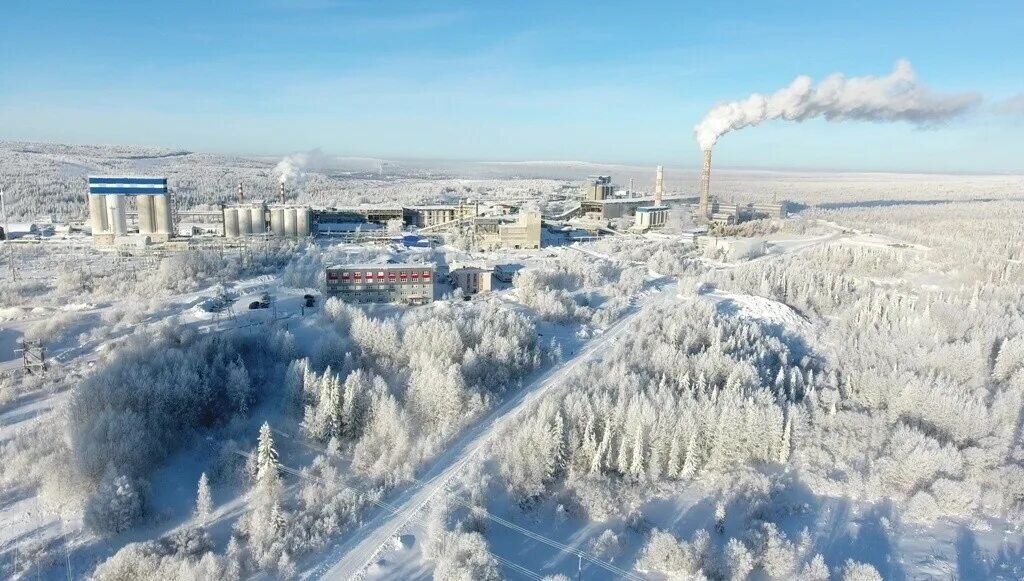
1;188;17;281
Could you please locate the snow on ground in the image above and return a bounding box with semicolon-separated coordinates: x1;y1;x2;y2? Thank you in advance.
2;156;1023;579
702;290;811;333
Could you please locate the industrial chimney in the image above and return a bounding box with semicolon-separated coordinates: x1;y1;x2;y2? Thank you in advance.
655;165;664;207
279;182;286;204
237;181;244;203
698;149;712;221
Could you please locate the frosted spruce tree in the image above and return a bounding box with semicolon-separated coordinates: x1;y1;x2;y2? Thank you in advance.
255;422;280;485
195;472;213;526
245;421;286;571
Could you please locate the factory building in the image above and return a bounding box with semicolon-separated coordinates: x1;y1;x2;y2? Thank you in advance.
325;264;435;305
88;176;173;245
709;201;740;226
405;205;475;229
680;227;707;245
632;165;669;231
582;176;614;201
634;206;669;231
702;200;788;226
493;264;523;283
749;201;788;220
317;206;405;226
473;210;542;250
450;266;493;296
499;210;542;249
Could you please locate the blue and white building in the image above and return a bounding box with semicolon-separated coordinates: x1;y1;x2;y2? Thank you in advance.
87;176;173;243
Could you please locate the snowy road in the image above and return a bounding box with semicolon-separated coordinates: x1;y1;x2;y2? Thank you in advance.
309;278;677;580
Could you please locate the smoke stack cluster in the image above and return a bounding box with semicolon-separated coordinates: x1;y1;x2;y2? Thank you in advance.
654;165;664;206
699;149;712;220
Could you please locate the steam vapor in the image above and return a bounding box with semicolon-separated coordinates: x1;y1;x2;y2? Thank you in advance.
273;148;327;187
693;60;981;151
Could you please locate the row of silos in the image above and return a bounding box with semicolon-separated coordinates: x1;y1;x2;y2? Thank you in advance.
89;194;174;238
223;204;310;238
137;194;174;238
88;193;144;237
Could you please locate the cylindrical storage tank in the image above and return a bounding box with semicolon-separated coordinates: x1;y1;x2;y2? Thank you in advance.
107;195;127;236
238;206;253;236
271;207;286;236
223;207;240;238
284;207;298;237
250;205;266;234
154;194;173;236
296;207;311;237
89;194;108;234
137;195;155;234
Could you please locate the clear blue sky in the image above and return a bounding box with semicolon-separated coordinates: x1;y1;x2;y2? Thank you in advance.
1;0;1022;172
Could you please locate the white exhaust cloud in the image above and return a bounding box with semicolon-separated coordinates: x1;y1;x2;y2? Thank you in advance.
694;59;981;151
273;148;328;188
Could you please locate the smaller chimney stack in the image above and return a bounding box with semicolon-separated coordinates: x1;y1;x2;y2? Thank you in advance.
279;182;285;204
655;165;664;207
237;181;244;203
699;149;713;221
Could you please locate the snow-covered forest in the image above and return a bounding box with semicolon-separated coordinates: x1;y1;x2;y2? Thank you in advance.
423;200;1024;580
2;141;1024;579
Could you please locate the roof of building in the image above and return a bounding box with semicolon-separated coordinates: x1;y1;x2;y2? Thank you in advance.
451;266;493;274
328;263;435;271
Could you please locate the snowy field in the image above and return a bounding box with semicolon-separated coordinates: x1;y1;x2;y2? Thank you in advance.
1;142;1024;580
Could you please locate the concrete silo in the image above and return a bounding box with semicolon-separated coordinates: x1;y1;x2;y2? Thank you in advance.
106;195;127;236
137;195;156;235
250;204;266;234
88;194;108;235
154;194;173;238
284;207;298;237
238;206;253;236
296;207;311;237
223;206;240;238
270;207;286;236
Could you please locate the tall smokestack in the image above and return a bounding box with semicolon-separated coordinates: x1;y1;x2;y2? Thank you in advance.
655;165;664;207
279;182;285;204
699;149;712;220
237;181;244;203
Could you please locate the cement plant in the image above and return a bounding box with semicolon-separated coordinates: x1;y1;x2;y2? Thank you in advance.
2;3;1024;581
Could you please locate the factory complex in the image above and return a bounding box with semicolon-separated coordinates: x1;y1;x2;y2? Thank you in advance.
0;166;794;306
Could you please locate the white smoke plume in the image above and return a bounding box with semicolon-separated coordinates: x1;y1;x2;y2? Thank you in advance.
694;59;980;151
273;148;327;187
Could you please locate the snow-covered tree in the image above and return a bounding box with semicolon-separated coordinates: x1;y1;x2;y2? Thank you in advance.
195;472;213;526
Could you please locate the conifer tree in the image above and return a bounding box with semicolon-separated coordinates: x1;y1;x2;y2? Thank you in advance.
195;472;213;526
